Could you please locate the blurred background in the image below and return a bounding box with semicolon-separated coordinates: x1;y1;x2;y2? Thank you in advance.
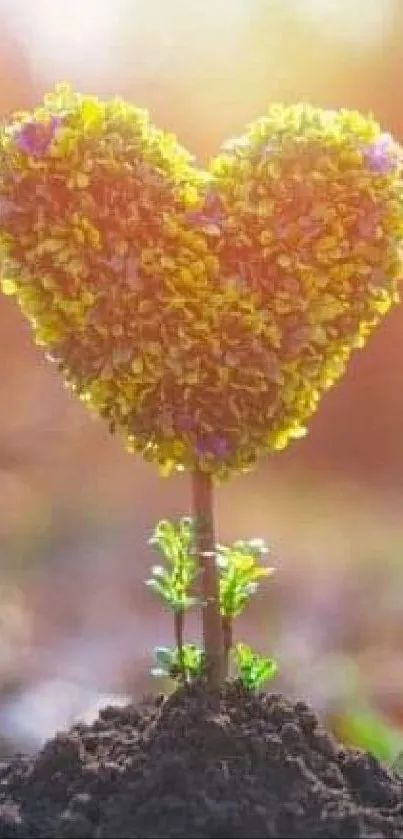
0;0;402;763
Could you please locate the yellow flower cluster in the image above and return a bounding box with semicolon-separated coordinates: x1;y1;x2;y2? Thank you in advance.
0;88;402;480
207;105;403;463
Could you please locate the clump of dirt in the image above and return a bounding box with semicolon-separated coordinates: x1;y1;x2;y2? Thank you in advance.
0;680;402;838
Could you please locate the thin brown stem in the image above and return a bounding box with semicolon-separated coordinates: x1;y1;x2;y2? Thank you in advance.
222;615;233;678
174;609;185;680
191;467;225;689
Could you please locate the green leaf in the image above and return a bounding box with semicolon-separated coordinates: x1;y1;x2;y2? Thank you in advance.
145;578;165;594
145;578;173;602
233;643;278;691
149;564;167;577
151;644;204;683
218;538;274;618
149;519;178;559
181;643;204;676
154;646;175;668
251;657;278;684
179;516;195;545
216;553;230;570
147;517;199;611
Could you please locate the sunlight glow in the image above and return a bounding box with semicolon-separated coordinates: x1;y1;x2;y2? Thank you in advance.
1;0;128;79
1;0;396;87
288;0;395;47
0;0;256;84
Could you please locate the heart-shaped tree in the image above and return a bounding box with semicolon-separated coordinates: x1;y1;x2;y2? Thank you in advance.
1;84;402;686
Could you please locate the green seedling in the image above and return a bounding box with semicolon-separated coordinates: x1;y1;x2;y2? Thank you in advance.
233;643;278;691
147;516;278;688
151;644;204;682
217;538;274;672
146;517;200;678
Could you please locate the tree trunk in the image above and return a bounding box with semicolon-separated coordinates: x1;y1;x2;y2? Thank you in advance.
191;467;225;688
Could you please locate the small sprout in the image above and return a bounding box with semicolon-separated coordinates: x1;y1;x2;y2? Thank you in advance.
151;644;204;682
233;643;278;691
146;565;200;612
146;516;277;689
217;538;274;619
146;517;200;611
217;538;275;673
147;517;201;680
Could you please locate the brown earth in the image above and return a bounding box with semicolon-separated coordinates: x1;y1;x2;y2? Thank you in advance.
0;681;402;838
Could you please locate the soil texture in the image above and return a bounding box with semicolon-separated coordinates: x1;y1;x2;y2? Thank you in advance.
0;680;402;838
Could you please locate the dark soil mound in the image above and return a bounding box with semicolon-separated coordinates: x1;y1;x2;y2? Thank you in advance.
0;681;402;838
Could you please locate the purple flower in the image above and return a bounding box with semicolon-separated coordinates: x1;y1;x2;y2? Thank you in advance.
15;116;63;157
212;436;231;458
185;189;225;229
362;133;395;174
196;435;231;459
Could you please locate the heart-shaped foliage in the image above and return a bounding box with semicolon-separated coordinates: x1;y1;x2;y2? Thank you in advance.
0;85;402;480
